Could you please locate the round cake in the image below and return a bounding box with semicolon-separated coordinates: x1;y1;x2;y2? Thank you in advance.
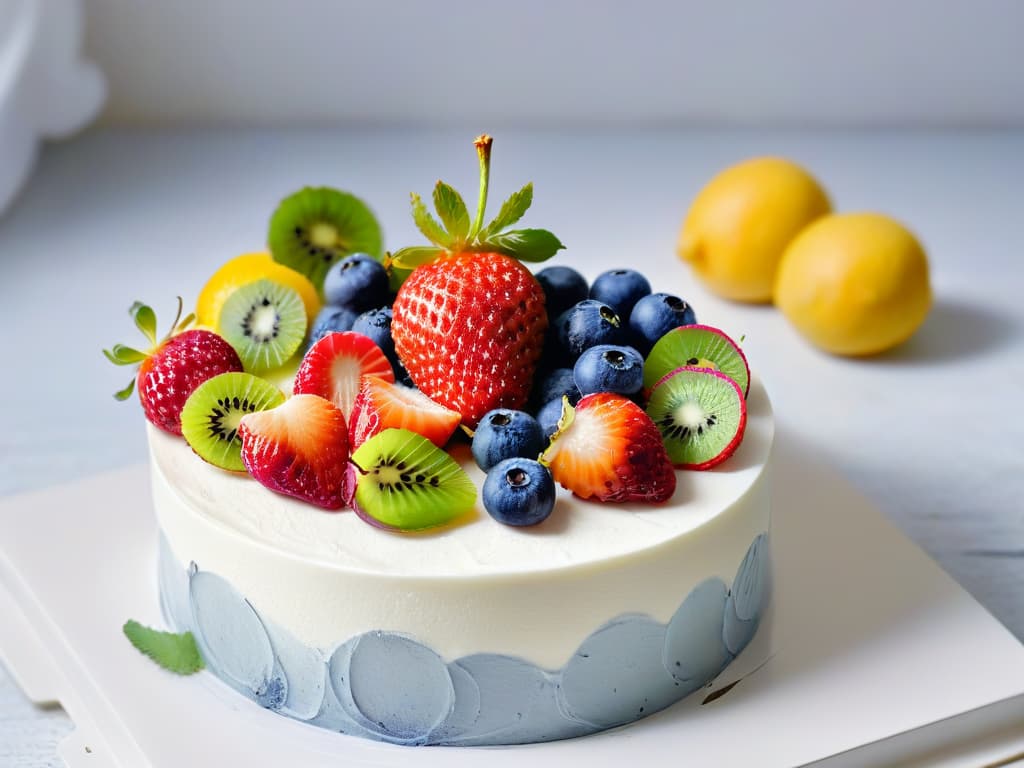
150;379;773;746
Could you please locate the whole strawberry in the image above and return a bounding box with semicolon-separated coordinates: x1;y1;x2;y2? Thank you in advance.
390;135;564;427
104;299;243;435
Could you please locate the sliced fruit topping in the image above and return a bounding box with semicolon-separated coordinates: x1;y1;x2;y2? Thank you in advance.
104;298;243;435
349;375;461;451
643;324;750;397
293;331;394;421
482;458;556;527
346;428;476;531
218;278;307;374
195;252;320;329
180;372;286;471
541;392;676;503
239;394;350;510
268;187;383;292
646;367;747;470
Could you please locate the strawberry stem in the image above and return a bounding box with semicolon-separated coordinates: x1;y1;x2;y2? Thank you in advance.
468;134;493;240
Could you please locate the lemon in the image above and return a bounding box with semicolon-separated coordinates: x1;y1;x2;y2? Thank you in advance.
775;212;932;356
678;157;831;303
196;252;321;329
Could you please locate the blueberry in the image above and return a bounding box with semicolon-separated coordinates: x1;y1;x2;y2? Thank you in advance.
482;458;556;526
536;398;566;441
533;367;581;409
589;269;652;318
573;344;645;396
555;300;628;361
535;266;589;320
322;254;390;311
628;293;697;355
472;409;545;471
352;307;397;368
308;305;358;347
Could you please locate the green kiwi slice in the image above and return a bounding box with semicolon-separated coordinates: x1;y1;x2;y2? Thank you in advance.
219;279;307;374
643;324;750;396
180;372;285;471
646;367;747;470
347;428;476;531
268;187;384;291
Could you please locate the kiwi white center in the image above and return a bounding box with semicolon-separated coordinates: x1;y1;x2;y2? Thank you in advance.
674;399;709;429
310;222;339;247
247;302;281;343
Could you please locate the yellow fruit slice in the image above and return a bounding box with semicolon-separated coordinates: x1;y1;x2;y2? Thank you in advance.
678;157;831;303
774;212;932;356
195;252;320;329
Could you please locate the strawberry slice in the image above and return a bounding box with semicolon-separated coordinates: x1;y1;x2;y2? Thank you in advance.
293;331;394;420
349;375;461;450
239;394;350;509
541;392;676;503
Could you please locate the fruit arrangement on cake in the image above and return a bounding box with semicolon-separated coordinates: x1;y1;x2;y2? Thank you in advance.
107;136;773;746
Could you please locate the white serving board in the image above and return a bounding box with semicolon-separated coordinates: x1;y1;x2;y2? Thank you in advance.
1;428;1022;768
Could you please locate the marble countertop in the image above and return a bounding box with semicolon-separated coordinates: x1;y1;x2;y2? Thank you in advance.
1;128;1021;763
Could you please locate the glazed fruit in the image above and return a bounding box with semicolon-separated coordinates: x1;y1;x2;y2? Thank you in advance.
293;331;394;420
535;265;589;319
104;299;244;435
541;393;676;503
646;367;747;470
195;252;320;329
573;344;645;397
348;375;461;450
482;458;556;526
554;300;628;362
643;325;750;397
679;157;831;302
218;279;307;374
390;135;562;428
589;269;652;318
774;212;932;356
179;372;286;471
346;428;476;531
471;409;545;471
628;293;697;355
308;305;358;347
239;393;350;509
322;253;391;312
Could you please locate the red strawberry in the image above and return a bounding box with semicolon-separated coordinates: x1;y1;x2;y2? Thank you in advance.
104;299;243;435
541;392;676;503
239;394;350;509
349;375;461;450
389;135;563;429
293;331;394;420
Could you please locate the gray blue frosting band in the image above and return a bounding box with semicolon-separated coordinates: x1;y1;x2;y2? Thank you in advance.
158;532;770;746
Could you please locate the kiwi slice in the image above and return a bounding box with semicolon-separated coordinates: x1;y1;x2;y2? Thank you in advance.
643;324;750;396
268;187;383;291
347;428;476;531
180;372;285;471
219;279;307;374
646;367;747;470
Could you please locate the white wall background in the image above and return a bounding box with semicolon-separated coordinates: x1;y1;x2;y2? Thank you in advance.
83;0;1024;127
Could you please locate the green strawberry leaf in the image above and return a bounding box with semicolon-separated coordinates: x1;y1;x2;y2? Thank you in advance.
481;228;565;263
123;620;204;675
391;246;446;270
113;378;136;401
104;344;148;365
433;182;470;244
411;193;451;248
481;183;533;238
129;302;158;345
175;312;196;334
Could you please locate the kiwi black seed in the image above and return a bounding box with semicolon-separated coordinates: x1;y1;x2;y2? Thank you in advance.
349;428;476;531
179;372;285;471
267;187;383;291
219;279;307;374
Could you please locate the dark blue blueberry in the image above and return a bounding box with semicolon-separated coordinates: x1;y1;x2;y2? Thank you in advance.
535;266;589;320
536;397;567;441
472;409;545;471
628;292;697;355
482;458;556;527
573;344;645;396
351;307;397;368
589;269;652;318
555;300;628;362
322;253;390;311
308;305;358;347
533;367;581;410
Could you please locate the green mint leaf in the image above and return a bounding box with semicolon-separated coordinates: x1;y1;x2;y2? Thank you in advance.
481;228;565;263
391;246;445;270
433;182;470;244
123;620;204;675
411;193;451;248
129;302;158;345
113;378;136;401
481;183;533;238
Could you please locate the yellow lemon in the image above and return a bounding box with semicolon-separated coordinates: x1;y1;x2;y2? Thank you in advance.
196;252;320;329
678;157;831;303
774;212;932;356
